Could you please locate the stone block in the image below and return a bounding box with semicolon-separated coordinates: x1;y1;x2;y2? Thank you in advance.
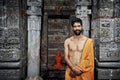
28;16;41;30
0;62;21;68
95;59;120;68
27;7;42;15
0;49;20;61
26;76;43;80
97;68;120;79
27;0;42;6
113;0;120;16
5;0;19;7
100;27;113;42
95;42;120;61
99;19;114;42
0;69;21;80
99;50;120;61
99;42;117;51
114;18;120;42
99;8;113;17
99;0;113;9
114;27;120;42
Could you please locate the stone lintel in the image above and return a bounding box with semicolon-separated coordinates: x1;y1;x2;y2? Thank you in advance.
44;6;75;11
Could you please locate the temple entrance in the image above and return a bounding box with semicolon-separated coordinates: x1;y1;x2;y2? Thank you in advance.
46;15;70;79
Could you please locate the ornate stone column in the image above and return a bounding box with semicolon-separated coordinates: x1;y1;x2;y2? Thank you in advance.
26;0;43;80
92;0;120;79
75;0;91;37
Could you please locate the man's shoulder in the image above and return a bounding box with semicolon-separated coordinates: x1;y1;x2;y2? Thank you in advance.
64;36;73;43
86;37;94;44
84;36;93;41
83;36;91;41
87;38;93;41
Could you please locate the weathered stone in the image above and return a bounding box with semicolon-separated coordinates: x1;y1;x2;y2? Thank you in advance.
92;0;120;80
26;76;43;80
0;69;21;80
97;68;120;79
0;1;26;80
0;49;20;61
76;0;91;37
27;0;43;79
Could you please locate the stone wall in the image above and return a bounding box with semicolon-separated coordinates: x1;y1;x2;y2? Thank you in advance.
92;0;120;79
0;0;27;80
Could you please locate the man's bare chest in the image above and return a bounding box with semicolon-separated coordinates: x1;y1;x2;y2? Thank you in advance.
68;40;86;52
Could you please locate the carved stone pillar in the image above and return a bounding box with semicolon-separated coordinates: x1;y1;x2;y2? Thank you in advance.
75;0;91;37
26;0;43;80
92;0;120;79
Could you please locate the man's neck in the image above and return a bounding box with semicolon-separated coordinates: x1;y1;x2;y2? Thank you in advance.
73;34;83;40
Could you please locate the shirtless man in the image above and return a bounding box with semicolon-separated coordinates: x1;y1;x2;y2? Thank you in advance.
64;17;94;80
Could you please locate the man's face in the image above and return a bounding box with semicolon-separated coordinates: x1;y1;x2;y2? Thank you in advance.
72;22;83;36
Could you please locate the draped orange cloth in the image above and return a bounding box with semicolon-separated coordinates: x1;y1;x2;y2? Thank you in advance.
65;38;94;80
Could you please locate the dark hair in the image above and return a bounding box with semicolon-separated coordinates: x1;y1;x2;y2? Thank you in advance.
70;17;83;27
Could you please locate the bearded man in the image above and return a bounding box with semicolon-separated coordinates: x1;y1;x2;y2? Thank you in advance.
64;17;94;80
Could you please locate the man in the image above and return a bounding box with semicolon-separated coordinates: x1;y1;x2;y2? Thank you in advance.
64;17;94;80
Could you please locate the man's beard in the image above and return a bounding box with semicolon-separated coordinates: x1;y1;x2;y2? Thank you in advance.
73;29;83;36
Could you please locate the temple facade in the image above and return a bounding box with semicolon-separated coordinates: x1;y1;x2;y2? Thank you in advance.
0;0;120;80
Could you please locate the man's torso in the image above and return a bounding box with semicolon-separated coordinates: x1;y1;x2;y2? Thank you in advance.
68;36;88;65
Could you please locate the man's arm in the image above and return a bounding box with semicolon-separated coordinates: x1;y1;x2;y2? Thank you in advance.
64;39;75;69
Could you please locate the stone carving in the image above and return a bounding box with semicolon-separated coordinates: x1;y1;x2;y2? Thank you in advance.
6;7;19;28
100;27;113;42
0;43;20;49
114;18;120;42
7;38;20;43
114;28;120;42
7;28;19;37
92;1;120;80
99;42;119;61
99;0;113;8
0;69;21;80
0;0;27;80
5;0;19;6
100;42;117;51
113;0;120;16
99;50;120;61
99;8;113;17
114;18;120;28
97;68;120;79
99;19;113;42
0;49;20;61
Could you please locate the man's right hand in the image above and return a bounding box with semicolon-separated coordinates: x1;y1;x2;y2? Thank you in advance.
72;66;82;75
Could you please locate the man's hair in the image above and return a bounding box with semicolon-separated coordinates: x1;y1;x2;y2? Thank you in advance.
70;17;83;27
